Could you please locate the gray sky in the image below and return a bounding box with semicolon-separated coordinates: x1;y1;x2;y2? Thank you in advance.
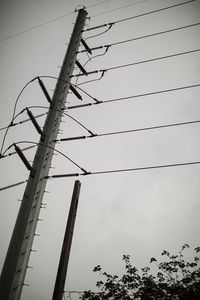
0;0;200;299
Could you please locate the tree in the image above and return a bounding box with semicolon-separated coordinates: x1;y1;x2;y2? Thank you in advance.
80;244;200;300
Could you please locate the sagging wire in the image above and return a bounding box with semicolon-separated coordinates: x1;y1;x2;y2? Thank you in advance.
38;75;101;103
76;70;107;86
25;105;96;136
67;83;200;110
1;141;89;174
0;112;48;132
84;22;114;41
0;145;37;160
0;83;97;163
71;48;200;78
75;47;110;86
86;0;196;30
0;75;97;157
2;160;200;191
78;21;200;54
0;0;118;43
46;160;200;180
0;0;194;43
86;0;114;9
89;0;152;18
55;119;200;143
0;77;38;156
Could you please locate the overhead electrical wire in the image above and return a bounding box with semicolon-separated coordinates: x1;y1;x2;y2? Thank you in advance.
71;48;200;78
112;0;196;24
68;83;200;109
1;0;195;42
1;159;200;191
0;180;28;192
45;160;200;179
84;23;114;41
55;119;200;142
0;75;98;153
86;0;196;31
75;47;110;86
0;77;37;155
0;100;96;153
86;0;114;9
89;0;151;18
80;21;200;53
0;112;47;131
1;141;88;174
2;82;200;138
25;105;96;136
2;117;200;159
0;0;116;42
38;75;100;102
0;145;37;159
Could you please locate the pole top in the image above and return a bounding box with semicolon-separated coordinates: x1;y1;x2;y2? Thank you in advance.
74;6;87;13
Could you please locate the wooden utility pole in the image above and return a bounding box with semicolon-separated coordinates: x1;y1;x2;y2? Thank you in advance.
0;9;87;300
52;180;81;300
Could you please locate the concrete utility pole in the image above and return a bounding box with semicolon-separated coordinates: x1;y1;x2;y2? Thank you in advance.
52;180;81;300
0;9;87;300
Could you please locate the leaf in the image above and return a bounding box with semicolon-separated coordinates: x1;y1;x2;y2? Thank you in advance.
93;265;102;272
182;244;190;250
194;246;200;253
150;257;157;263
161;250;170;256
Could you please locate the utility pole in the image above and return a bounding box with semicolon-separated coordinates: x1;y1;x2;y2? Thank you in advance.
52;180;81;300
0;9;87;300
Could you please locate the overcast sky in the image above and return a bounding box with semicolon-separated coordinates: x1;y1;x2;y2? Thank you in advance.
0;0;200;299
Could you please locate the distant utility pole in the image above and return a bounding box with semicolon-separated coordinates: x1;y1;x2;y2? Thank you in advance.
52;180;81;300
0;9;87;300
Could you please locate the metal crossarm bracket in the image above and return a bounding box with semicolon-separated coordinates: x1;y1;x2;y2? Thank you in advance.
26;108;45;139
14;144;33;173
75;60;88;75
81;39;92;54
69;85;82;100
37;77;52;105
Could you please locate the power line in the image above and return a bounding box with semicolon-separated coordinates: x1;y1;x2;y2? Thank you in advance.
0;112;47;131
0;77;37;155
56;119;200;142
86;0;196;30
79;21;200;53
115;0;196;24
46;160;200;179
0;180;28;192
3;83;199;136
2;160;200;191
0;0;119;42
0;13;75;43
90;0;151;18
102;83;200;104
2;118;200;158
1;141;88;173
0;77;98;134
86;0;114;9
0;1;196;42
0;145;37;159
67;83;200;109
84;23;114;41
71;48;200;78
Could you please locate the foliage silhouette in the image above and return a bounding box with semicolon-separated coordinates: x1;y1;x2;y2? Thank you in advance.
80;244;200;300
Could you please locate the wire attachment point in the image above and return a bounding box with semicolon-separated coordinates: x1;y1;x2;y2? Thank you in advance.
75;60;88;76
81;39;92;54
